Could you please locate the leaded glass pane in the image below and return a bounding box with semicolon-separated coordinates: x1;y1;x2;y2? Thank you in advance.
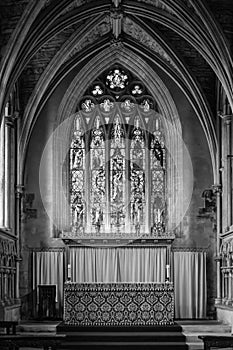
90;116;106;234
70;116;85;232
150;121;166;235
110;114;126;234
130;116;145;234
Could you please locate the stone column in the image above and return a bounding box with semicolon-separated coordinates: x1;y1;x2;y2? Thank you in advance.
221;268;226;301
15;184;24;300
227;269;232;305
222;115;232;229
0;118;5;227
226;127;232;228
0;269;2;301
13;107;22;301
213;184;222;304
4;121;11;228
225;270;229;303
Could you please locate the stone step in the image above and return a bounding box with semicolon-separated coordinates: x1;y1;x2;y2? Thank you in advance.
181;324;231;333
59;340;188;349
186;342;203;350
185;332;232;343
17;321;59;333
57;323;183;333
178;321;232;350
178;320;231;334
62;331;186;342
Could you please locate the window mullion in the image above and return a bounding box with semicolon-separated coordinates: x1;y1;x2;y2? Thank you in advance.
125;137;130;235
105;137;111;234
85;138;91;234
0;118;5;227
145;144;150;234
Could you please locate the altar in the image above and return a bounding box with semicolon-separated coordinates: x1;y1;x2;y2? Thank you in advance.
63;281;174;326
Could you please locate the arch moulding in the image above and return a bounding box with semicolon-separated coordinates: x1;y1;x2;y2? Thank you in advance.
50;46;190;237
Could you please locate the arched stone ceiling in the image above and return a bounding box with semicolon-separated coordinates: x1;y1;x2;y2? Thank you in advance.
1;0;233;180
18;16;216;179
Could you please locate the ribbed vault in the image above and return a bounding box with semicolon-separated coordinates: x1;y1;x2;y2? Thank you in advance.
1;0;232;182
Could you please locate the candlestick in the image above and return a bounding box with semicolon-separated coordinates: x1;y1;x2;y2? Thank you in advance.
166;264;170;280
157;208;161;223
95;208;100;223
137;208;140;223
76;117;80;130
96;117;100;129
68;264;71;279
5;102;9;117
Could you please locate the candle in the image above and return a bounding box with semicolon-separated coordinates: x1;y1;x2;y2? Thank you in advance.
68;264;71;279
157;209;161;222
95;208;99;223
166;264;170;280
96;117;100;129
5;102;9;117
76;117;80;130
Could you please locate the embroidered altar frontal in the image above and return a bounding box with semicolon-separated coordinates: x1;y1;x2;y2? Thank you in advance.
64;282;174;326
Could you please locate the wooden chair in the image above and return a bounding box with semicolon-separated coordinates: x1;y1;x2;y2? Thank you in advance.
38;285;56;320
0;321;18;335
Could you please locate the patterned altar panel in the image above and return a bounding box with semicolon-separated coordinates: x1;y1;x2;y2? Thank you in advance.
90;116;106;233
64;282;174;326
110;115;126;234
130;116;145;234
70;116;85;232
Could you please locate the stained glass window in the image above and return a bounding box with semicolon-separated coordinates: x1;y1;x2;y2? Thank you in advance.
130;116;145;235
69;66;166;238
150;118;166;236
90;116;106;234
70;116;85;234
110;114;126;234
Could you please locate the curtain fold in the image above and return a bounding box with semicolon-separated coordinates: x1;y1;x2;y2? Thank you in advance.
173;251;207;319
32;250;65;315
32;248;207;320
70;247;166;283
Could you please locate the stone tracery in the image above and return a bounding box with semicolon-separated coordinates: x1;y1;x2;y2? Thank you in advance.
68;66;167;238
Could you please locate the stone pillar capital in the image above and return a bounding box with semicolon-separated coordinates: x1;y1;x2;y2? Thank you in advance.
15;185;24;198
219;114;233;123
212;184;222;194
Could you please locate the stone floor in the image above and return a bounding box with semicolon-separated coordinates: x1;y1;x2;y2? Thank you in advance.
1;319;232;350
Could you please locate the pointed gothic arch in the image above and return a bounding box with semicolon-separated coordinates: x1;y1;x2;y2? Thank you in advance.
48;48;188;239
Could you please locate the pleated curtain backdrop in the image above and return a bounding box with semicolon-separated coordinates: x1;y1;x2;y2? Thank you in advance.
173;251;207;319
32;250;65;316
69;247;166;283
